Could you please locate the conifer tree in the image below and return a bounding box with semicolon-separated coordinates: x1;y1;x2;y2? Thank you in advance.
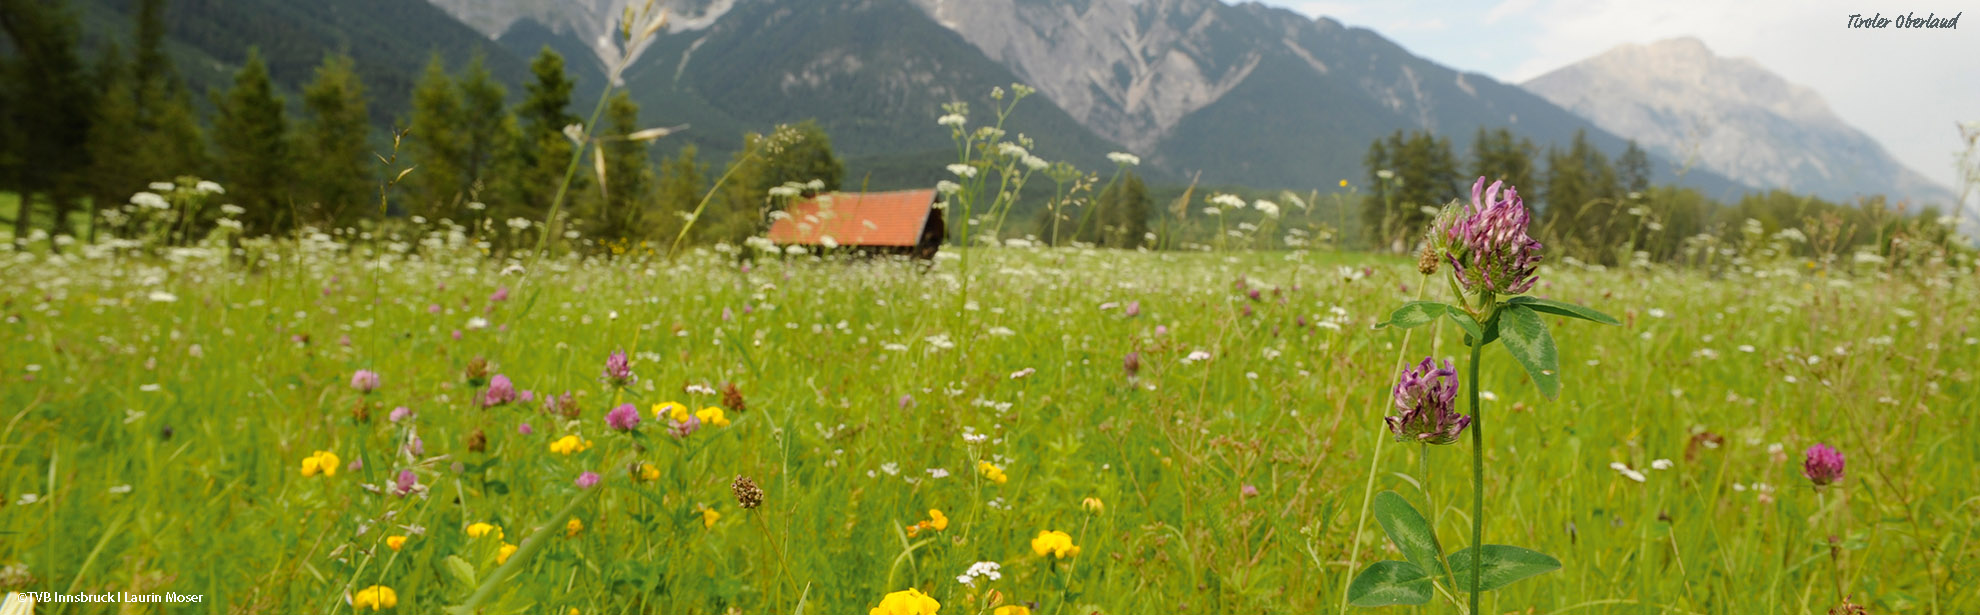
1618;140;1652;195
507;47;582;222
589;91;653;242
84;45;141;241
212;48;295;235
130;0;207;183
408;53;467;217
0;0;95;241
1471;127;1537;200
457;52;513;210
301;53;371;227
651;144;705;243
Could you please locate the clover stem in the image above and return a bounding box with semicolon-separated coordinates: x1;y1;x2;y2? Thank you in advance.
1467;333;1485;614
1423;444;1460;600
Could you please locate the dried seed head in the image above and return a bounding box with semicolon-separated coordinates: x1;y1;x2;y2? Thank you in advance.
467;429;487;453
1417;243;1440;275
465;356;490;387
721;381;746;413
731;475;763;509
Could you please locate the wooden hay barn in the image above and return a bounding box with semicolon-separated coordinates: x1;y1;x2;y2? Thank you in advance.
765;189;947;259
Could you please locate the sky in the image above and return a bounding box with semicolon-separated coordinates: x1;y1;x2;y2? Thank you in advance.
1262;0;1978;201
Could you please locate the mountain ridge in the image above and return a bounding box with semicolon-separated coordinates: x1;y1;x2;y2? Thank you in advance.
1522;36;1958;207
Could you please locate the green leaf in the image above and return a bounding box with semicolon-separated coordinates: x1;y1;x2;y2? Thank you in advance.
1507;296;1621;325
1374;301;1447;330
1346;560;1434;607
1449;545;1562;592
1373;491;1447;580
443;555;477;587
1447;310;1483;344
1496;305;1560;399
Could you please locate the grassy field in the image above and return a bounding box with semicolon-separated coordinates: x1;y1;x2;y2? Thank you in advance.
0;238;1974;614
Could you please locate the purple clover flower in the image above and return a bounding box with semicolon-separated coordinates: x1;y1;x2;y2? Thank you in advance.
351;369;381;394
482;375;518;407
1804;444;1844;487
388;406;413;423
1124;352;1141;379
518;422;534;435
602;350;636;387
669;414;702;439
575;471;601;489
393;469;419;497
606;403;642;431
489;286;509;302
1386;357;1470;445
1125;301;1141;317
1445;177;1543;296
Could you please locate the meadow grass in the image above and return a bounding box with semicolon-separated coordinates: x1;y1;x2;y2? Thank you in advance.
0;240;1974;614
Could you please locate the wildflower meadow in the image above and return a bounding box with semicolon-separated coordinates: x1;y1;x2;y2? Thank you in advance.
2;206;1976;613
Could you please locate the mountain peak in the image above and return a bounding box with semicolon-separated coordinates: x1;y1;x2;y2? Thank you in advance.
1524;38;1956;205
1643;36;1712;58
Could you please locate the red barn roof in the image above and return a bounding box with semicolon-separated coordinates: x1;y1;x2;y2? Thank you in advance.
766;189;939;247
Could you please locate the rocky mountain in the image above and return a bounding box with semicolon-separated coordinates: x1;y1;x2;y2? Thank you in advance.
1523;37;1958;207
424;0;738;75
610;0;1743;194
74;0;1755;198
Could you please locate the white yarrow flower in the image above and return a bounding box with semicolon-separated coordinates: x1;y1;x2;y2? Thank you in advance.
1106;152;1140;166
195;180;225;194
937;113;967;128
947;164;978;179
1609;462;1647;482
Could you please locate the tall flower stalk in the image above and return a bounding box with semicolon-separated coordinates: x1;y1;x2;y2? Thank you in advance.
1348;177;1619;611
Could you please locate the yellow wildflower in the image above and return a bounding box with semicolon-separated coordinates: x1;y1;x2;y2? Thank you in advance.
695;406;730;427
566;518;584;537
1339;179;1349;187
869;587;941;615
300;450;340;477
927;509;948;531
653;401;689;422
385;535;407;552
994;606;1031;615
701;506;722;529
351;585;397;610
1081;497;1105;514
465;522;502;540
1031;530;1079;558
635;463;661;482
549;435;593;455
978;461;1008;485
496;542;518;565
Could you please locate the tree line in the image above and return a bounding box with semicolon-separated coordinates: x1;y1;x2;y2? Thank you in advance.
1360;128;1964;265
0;0;848;253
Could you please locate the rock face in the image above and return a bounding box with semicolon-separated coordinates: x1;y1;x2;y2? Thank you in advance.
424;0;737;71
908;0;1263;151
1523;37;1957;205
415;0;1743;193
